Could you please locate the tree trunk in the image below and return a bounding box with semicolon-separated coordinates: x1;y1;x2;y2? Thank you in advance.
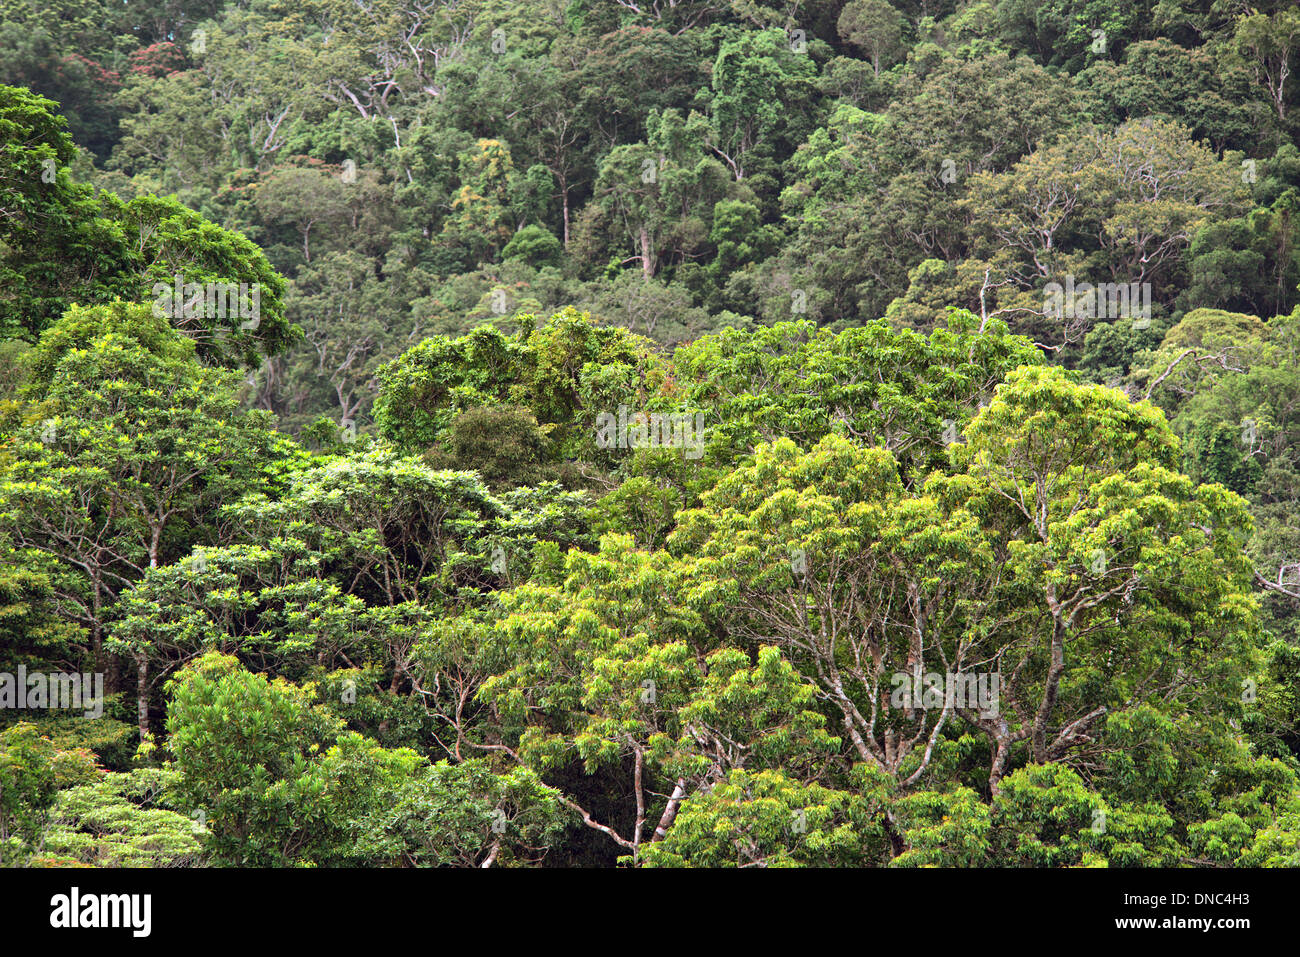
90;574;104;675
1032;617;1066;761
561;178;570;247
883;809;907;859
136;653;150;743
640;224;653;279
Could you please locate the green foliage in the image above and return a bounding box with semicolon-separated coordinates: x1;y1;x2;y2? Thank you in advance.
38;766;204;867
441;405;550;489
639;768;889;867
0;86;294;361
164;652;566;866
0;723;60;864
3;0;1300;871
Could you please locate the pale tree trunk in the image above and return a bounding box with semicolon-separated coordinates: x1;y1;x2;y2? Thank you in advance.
136;652;150;743
561;178;570;247
651;778;687;841
1032;616;1067;762
90;572;104;676
640;224;653;279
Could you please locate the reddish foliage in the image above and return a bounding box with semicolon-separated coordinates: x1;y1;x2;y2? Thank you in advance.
55;53;122;90
127;41;188;79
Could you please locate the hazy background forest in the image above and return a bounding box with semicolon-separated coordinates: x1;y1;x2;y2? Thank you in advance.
1;0;1300;869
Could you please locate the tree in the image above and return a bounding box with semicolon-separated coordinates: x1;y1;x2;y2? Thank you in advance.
0;302;288;739
166;652;566;866
0;724;60;864
0;84;129;340
707;27;818;182
0;85;295;362
437;139;525;267
37;766;204;867
1077;38;1273;154
961;118;1244;351
837;0;906;77
281;250;418;428
671;365;1258;806
671;313;1042;482
373;308;660;461
1231;9;1300;123
475;535;839;860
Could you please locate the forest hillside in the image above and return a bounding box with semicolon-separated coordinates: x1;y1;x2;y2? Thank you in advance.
1;0;1299;870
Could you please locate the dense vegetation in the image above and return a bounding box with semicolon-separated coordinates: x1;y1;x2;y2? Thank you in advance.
1;0;1299;868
